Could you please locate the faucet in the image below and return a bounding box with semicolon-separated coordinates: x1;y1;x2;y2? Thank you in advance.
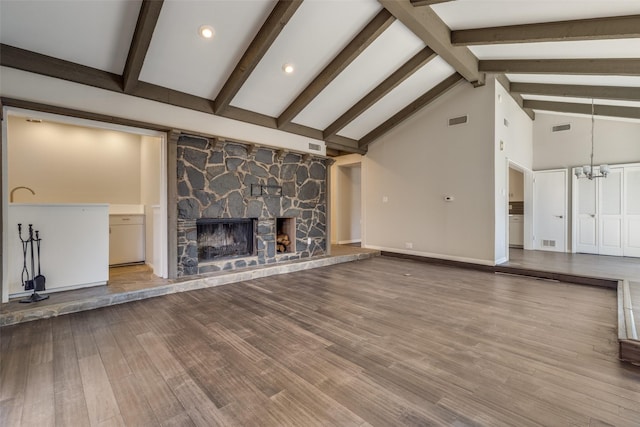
10;186;35;203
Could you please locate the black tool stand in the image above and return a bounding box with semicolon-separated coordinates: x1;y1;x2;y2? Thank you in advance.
18;224;49;304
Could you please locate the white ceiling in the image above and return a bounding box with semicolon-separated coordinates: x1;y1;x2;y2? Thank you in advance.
139;0;274;99
0;0;638;154
433;0;640;29
0;0;141;74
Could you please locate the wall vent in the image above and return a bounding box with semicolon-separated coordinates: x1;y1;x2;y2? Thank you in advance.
308;143;321;151
503;118;509;127
542;239;556;248
448;115;468;126
552;124;571;132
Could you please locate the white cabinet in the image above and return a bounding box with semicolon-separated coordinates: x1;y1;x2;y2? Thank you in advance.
509;215;524;247
109;214;145;265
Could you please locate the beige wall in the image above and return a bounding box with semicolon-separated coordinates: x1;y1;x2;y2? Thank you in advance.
363;80;497;264
330;154;362;244
8;117;142;204
509;168;524;201
533;113;640;170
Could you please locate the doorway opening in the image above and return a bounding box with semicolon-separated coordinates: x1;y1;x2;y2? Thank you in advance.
2;107;168;303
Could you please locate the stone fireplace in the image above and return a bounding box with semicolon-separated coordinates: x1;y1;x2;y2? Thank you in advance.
197;218;256;262
176;135;328;277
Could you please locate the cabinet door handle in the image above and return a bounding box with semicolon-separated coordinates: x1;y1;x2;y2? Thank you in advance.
554;215;563;219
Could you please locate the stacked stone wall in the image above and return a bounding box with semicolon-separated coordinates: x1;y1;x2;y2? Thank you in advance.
176;135;327;276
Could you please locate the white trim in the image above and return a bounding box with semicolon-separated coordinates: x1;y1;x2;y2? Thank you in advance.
338;239;361;245
364;245;496;266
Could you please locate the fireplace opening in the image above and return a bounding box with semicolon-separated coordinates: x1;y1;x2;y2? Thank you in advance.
197;218;256;262
276;217;296;253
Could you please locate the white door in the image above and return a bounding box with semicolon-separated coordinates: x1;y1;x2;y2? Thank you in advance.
599;168;623;256
624;166;640;257
575;176;598;254
534;170;567;252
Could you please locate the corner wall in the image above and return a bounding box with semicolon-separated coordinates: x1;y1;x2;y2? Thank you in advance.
362;80;497;264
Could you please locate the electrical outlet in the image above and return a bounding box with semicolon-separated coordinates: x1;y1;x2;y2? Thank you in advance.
382;196;388;203
405;242;413;249
307;237;312;245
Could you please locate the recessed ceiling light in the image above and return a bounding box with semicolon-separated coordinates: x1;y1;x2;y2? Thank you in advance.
282;63;294;74
199;25;215;39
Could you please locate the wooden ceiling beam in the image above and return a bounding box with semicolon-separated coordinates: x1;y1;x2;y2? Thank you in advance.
511;82;640;101
276;9;395;128
495;75;535;120
379;0;483;85
324;47;436;139
523;99;640;120
479;59;640;75
214;0;302;115
0;44;123;92
359;73;464;149
122;0;164;93
452;15;640;46
410;0;455;6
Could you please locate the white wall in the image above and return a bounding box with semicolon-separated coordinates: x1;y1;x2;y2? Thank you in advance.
8;116;142;204
533;112;640;170
494;79;533;261
363;80;497;264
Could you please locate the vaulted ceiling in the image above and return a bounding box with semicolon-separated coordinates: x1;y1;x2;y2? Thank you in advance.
1;0;639;156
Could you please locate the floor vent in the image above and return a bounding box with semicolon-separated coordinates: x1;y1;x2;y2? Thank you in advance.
308;142;321;151
552;124;571;132
542;239;556;247
448;115;468;126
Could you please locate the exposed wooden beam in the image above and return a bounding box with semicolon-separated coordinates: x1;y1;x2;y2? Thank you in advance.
276;9;395;128
213;0;302;114
378;0;482;85
523;99;640;120
452;15;640;46
479;59;640;76
122;0;164;93
410;0;455;6
0;44;122;92
494;75;535;120
359;73;464;149
324;47;436;139
510;82;640;101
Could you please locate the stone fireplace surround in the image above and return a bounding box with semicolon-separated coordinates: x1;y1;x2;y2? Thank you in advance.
176;135;328;277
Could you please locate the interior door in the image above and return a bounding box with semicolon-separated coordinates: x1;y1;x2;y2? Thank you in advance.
598;168;623;256
575;176;597;254
624;166;640;257
533;169;567;252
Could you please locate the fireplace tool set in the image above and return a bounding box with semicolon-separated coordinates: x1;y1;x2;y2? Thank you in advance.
18;223;49;303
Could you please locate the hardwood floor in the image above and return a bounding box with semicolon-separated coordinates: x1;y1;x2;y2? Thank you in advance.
2;256;640;426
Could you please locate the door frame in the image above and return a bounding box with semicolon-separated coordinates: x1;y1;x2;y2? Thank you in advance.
506;159;533;260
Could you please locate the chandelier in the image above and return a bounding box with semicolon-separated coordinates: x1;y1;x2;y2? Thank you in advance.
574;99;609;180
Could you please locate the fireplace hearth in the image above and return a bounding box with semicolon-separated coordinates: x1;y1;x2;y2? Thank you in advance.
197;219;256;262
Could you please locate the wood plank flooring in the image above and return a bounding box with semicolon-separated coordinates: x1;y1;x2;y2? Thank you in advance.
2;256;640;426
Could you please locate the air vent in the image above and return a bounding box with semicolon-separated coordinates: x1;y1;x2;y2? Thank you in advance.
448;115;468;126
308;143;321;151
542;239;556;247
552;124;571;132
